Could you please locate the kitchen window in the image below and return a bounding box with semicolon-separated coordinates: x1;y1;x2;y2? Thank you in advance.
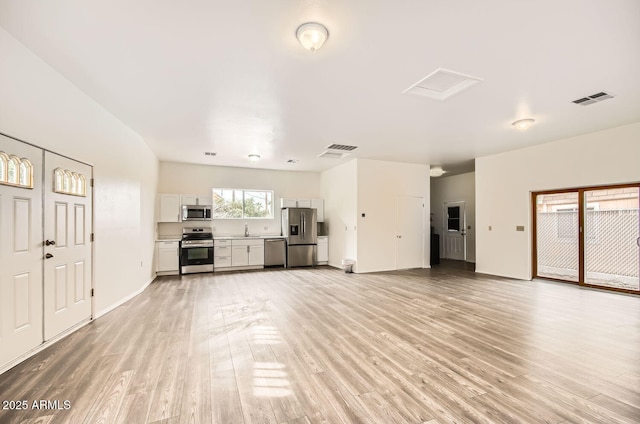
212;188;274;219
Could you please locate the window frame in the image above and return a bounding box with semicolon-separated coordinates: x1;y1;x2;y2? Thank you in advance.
212;188;274;220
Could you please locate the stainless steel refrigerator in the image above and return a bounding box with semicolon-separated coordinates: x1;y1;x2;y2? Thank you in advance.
282;207;317;267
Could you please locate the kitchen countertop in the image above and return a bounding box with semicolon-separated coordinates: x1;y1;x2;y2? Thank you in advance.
213;235;285;240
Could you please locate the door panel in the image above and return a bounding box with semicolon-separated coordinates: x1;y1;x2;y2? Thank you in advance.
535;192;580;282
396;196;424;269
44;151;92;340
0;135;43;368
584;187;639;291
444;202;466;261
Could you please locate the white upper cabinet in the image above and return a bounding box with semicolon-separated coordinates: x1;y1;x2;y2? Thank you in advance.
296;198;311;208
181;194;212;206
280;198;297;208
158;194;181;222
311;198;324;222
280;198;324;222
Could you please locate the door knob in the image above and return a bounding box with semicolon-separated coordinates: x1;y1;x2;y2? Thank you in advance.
45;240;56;246
45;253;54;259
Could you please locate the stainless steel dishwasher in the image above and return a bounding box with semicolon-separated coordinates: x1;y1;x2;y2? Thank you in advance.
264;238;286;267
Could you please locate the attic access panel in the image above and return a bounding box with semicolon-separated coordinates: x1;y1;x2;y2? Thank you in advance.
404;68;483;101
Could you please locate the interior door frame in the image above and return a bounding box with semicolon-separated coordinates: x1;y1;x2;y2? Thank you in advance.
532;182;640;295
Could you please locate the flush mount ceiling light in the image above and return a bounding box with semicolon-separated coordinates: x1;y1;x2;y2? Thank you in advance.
248;154;261;162
512;118;535;131
296;22;329;52
430;167;446;177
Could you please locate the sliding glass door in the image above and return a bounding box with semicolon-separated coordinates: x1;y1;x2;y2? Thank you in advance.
584;187;639;291
533;184;640;294
535;192;580;282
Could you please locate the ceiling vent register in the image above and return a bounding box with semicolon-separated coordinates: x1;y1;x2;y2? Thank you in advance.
572;91;615;106
318;144;358;159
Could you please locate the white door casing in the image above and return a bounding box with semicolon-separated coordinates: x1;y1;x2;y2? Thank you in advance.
43;151;92;340
0;135;43;368
444;201;466;261
396;196;424;270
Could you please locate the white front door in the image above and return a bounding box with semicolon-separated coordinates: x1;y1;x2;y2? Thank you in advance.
43;151;92;340
444;201;466;261
396;196;424;269
0;135;43;368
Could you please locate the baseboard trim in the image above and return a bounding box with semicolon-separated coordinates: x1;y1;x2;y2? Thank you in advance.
0;318;90;376
95;276;154;319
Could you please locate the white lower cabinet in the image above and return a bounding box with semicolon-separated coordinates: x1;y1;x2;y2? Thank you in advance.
214;240;232;269
216;238;264;270
317;236;329;264
156;241;179;275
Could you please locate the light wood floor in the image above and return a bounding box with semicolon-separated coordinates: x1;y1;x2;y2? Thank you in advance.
1;266;639;424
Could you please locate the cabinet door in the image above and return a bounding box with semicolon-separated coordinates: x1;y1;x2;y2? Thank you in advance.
231;245;249;266
249;243;265;266
197;195;212;206
311;198;324;222
159;194;181;222
281;198;297;208
157;242;179;271
181;195;197;205
297;198;311;208
317;238;329;262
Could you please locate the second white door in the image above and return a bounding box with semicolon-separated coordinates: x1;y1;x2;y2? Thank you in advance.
396;196;424;269
43;151;92;340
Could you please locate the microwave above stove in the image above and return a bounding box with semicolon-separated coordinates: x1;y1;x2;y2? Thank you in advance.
182;204;212;221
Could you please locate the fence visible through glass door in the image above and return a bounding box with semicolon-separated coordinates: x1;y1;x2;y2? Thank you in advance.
584;187;639;291
535;192;580;282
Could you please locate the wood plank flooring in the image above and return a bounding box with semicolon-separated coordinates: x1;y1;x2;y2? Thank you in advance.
1;266;639;423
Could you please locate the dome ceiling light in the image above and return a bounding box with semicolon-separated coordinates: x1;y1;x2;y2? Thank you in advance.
296;22;329;52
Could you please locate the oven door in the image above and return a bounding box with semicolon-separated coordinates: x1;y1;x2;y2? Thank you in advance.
180;243;214;273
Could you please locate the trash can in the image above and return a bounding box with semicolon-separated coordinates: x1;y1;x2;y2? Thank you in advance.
342;259;355;273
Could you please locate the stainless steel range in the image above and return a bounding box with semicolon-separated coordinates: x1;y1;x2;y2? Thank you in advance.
180;227;214;274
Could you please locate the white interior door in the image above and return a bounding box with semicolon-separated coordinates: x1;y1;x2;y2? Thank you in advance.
43;151;92;340
396;196;424;269
444;201;466;261
0;135;43;368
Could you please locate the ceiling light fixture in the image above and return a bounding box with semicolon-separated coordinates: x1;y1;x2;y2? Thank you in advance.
248;154;261;162
296;22;329;52
430;167;446;177
512;118;535;131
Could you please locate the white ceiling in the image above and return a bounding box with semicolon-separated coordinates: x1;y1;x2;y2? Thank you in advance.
1;0;639;175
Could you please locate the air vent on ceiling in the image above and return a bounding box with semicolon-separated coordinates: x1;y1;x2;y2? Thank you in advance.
318;144;358;159
204;152;217;156
572;91;615;106
325;143;358;151
403;68;483;101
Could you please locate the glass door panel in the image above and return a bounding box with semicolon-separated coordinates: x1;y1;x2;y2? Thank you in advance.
536;192;580;282
584;187;640;291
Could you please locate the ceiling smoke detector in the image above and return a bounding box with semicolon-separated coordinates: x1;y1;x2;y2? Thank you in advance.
404;68;483;101
572;91;615;106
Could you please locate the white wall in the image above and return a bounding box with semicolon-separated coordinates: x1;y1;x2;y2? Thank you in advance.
0;27;159;316
157;161;321;237
476;122;640;280
431;172;476;262
356;159;430;273
320;160;358;269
